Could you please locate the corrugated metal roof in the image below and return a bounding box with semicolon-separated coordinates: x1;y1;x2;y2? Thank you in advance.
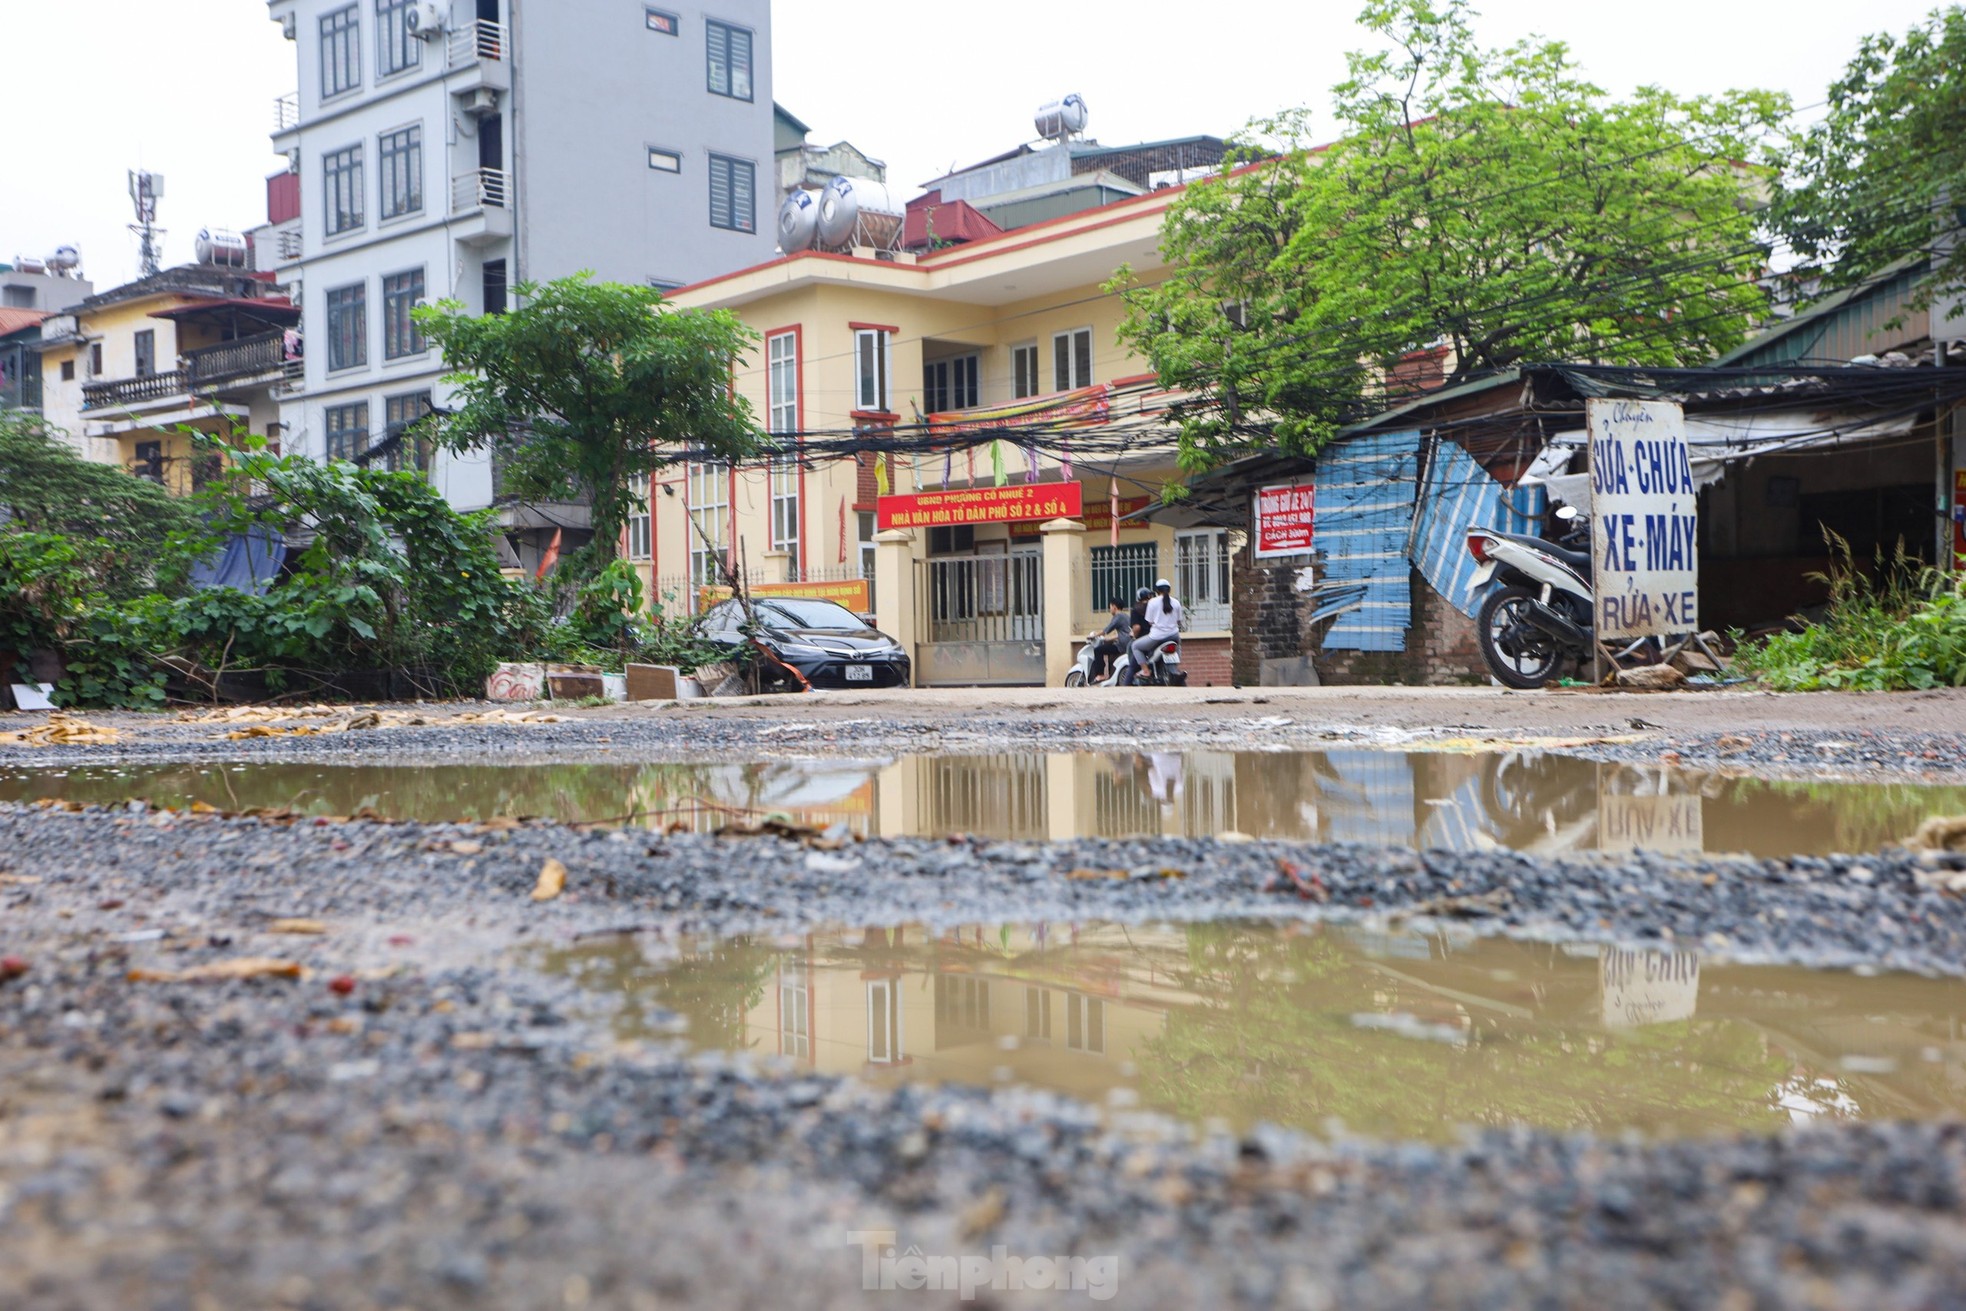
0;307;50;338
1716;260;1931;368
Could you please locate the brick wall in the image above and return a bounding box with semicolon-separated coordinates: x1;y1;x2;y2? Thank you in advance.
1224;538;1489;687
1177;636;1232;687
1315;566;1487;686
1230;540;1319;685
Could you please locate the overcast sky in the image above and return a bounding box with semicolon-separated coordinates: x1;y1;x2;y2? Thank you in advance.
0;0;1943;288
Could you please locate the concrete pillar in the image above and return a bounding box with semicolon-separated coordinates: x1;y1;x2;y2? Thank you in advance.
873;528;920;655
1039;517;1090;689
1044;752;1080;842
875;757;921;839
761;548;792;584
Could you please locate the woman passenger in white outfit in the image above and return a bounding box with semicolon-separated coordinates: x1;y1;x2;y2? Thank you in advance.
1122;578;1183;684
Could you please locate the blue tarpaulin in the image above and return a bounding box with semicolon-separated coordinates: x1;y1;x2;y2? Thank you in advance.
1409;441;1547;618
188;525;285;595
1314;430;1420;651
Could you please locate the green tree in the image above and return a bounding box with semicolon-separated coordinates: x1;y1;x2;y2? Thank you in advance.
0;411;199;595
1772;6;1966;319
1115;0;1786;463
415;274;761;572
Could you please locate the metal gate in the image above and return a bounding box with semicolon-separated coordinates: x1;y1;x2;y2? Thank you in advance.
916;551;1045;685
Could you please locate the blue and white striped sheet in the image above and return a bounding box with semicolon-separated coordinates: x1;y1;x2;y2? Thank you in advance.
1314;430;1421;652
1410;440;1549;618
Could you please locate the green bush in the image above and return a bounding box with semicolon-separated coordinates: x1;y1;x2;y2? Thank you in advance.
0;413;199;597
1732;537;1966;690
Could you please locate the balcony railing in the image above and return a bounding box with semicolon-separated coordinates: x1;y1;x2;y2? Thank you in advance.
448;19;508;67
273;91;299;132
185;331;288;389
451;167;510;214
81;369;187;411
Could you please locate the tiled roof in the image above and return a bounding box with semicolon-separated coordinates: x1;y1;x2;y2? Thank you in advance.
0;307;50;337
902;191;1004;250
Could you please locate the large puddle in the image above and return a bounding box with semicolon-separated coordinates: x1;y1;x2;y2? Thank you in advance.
4;749;1962;856
544;921;1966;1143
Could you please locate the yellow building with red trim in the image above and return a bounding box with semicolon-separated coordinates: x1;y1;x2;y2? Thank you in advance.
35;265;297;493
653;185;1239;687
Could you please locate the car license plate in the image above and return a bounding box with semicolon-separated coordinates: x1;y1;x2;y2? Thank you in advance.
844;665;874;682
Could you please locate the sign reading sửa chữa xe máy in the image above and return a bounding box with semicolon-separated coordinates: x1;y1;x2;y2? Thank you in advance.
1586;398;1698;641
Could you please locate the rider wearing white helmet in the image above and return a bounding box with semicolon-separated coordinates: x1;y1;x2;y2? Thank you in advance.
1121;579;1183;685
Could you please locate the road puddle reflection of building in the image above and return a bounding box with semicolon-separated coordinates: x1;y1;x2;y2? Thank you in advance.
6;749;1964;856
546;922;1966;1143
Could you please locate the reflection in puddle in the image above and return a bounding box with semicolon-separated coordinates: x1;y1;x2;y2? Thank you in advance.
543;923;1966;1143
4;750;1963;856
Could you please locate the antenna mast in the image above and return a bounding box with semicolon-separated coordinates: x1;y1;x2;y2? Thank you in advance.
128;169;165;277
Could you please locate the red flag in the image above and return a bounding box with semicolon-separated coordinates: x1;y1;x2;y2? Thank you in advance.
534;527;563;579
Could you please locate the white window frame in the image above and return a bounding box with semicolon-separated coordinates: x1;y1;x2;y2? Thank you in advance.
1010;341;1040;399
686;460;729;587
923;353;979;414
854;328;890;412
378;124;423;220
766;331;800;553
319;5;362;100
1052;327;1092;391
705;18;754;101
382;390;432;475
323;401;369;462
381;267;425;359
325;281;367;372
374;0;421;78
866;979;902;1064
1066;993;1105;1054
626;472;652;560
779;974;809;1059
1175;527;1234;630
707;152;756;233
323;143;365;236
857;510;877;586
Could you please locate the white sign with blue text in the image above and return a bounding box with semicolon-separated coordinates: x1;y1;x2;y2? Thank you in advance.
1586;398;1697;641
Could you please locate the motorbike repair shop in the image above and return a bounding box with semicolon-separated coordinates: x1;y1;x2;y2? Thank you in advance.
1155;343;1966;688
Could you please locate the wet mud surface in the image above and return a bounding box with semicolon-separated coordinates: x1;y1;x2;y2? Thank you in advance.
8;687;1966;1307
6;800;1966;1307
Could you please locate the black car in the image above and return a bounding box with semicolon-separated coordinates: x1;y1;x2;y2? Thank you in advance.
700;596;912;690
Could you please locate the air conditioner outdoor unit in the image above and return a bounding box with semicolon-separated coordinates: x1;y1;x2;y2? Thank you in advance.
406;2;446;39
459;86;499;117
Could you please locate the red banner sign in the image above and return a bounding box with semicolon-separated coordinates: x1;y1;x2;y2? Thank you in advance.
1010;494;1152;538
1253;482;1317;557
877;482;1084;531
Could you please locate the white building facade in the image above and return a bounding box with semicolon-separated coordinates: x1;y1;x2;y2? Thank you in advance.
264;0;776;527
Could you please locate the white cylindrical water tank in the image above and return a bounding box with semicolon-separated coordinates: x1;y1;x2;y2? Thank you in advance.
817;176;904;249
778;189;819;253
194;228;250;267
1034;94;1089;141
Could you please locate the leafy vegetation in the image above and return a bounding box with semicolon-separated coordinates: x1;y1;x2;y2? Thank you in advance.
1114;0;1785;463
1732;537;1966;690
0;412;199;596
2;419;732;705
415;274;761;574
1772;5;1966;321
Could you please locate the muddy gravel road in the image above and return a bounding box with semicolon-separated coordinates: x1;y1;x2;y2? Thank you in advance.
5;689;1966;1308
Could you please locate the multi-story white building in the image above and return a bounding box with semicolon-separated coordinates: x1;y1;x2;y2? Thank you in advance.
263;0;775;544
